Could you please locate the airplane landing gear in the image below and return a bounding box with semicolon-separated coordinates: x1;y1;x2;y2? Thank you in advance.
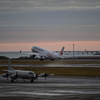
30;79;34;83
40;59;44;61
11;79;14;82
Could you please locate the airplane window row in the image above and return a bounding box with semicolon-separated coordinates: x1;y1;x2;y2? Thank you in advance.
34;47;44;51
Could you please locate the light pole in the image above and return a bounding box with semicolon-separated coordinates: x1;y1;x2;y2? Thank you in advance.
73;44;75;58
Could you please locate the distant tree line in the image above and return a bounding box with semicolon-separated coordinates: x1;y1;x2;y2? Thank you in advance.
0;56;9;60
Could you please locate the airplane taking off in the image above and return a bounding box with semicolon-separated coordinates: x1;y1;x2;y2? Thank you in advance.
22;46;65;61
2;59;53;82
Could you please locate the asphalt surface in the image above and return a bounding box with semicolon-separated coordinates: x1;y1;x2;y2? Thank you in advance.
0;76;100;100
1;63;100;68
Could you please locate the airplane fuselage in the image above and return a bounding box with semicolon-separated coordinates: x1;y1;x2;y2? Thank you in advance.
2;70;36;80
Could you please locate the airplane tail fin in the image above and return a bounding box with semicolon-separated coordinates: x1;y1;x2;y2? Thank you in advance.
8;59;14;70
60;47;65;55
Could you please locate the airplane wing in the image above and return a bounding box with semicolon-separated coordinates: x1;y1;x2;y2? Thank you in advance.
2;70;10;72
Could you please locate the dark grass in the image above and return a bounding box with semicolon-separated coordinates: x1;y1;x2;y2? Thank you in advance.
0;60;100;64
0;60;100;77
1;66;100;77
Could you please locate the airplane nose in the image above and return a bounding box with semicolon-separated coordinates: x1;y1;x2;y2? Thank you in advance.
31;74;36;78
31;48;32;51
2;73;6;77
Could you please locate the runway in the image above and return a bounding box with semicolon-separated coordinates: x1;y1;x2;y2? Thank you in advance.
0;76;100;100
1;63;100;68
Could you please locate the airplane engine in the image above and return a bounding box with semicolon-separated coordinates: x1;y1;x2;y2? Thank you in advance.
30;55;36;58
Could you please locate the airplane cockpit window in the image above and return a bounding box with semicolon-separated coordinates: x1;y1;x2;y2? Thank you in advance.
29;72;34;74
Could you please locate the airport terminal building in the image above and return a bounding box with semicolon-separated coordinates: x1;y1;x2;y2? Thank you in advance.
56;51;100;58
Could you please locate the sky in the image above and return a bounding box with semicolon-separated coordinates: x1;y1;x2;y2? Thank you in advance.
0;0;100;51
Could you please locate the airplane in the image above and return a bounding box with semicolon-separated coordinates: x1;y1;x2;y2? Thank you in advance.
2;59;53;82
21;46;65;61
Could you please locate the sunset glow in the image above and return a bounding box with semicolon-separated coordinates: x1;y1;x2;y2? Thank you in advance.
0;41;100;52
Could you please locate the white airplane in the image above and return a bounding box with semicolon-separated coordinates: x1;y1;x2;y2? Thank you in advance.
22;46;65;61
2;59;53;82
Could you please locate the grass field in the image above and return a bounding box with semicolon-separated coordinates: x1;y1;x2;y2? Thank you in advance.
0;60;100;77
0;60;100;65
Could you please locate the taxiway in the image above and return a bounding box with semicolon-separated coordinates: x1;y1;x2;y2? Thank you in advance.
0;76;100;100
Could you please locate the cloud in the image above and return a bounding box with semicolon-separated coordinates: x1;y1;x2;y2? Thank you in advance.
0;0;100;13
0;0;100;43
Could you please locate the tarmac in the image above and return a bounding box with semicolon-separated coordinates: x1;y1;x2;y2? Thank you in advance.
0;75;100;100
1;64;100;68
